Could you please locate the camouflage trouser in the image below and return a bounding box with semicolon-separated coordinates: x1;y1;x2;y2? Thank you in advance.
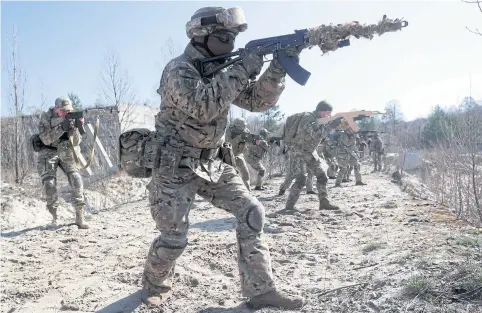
345;166;353;180
143;164;275;297
36;148;85;212
336;154;362;185
285;152;328;210
280;166;314;193
372;152;382;171
235;155;251;191
325;157;338;178
246;156;266;188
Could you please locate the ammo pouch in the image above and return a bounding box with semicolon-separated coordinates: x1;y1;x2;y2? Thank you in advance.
119;128;155;178
31;134;57;152
219;142;236;168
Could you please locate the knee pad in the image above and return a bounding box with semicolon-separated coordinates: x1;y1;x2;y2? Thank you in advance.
316;172;328;185
152;236;187;262
245;204;265;233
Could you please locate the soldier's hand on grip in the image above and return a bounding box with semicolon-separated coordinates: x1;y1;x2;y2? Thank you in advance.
240;52;264;79
272;46;301;71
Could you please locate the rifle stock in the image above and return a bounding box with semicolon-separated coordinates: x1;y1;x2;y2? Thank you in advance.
318;110;385;132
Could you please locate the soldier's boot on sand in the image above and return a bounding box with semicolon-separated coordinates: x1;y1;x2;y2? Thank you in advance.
342;179;351;183
319;198;340;211
141;287;173;307
306;190;317;195
47;207;58;224
355;181;367;186
248;290;304;309
328;176;337;179
278;189;286;195
75;207;89;229
334;183;342;187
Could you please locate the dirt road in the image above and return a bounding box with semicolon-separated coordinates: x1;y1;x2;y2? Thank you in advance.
1;166;481;313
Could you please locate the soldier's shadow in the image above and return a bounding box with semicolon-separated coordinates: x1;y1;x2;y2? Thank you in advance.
0;224;68;238
190;217;235;232
95;290;142;313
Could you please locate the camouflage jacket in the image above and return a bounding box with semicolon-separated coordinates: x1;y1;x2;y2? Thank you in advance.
247;140;269;160
321;139;337;159
371;137;383;153
155;44;287;182
284;112;326;155
336;132;358;159
227;125;250;156
38;108;82;148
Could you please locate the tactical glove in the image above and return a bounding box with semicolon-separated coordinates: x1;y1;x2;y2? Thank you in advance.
61;117;71;131
240;52;264;79
271;46;301;71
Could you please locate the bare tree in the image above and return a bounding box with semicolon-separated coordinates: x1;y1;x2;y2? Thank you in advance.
5;26;30;184
99;50;138;132
160;37;182;67
462;0;482;36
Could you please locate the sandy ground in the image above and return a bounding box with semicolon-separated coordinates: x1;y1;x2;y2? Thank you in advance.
1;163;481;313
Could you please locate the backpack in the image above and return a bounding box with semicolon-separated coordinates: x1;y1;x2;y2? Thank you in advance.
284;112;309;145
118;128;153;178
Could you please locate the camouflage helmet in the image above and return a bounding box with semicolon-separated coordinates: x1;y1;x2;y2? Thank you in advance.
186;7;248;39
259;128;270;139
54;97;73;112
233;117;247;129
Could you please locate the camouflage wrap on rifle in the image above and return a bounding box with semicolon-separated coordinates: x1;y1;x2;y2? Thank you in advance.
306;15;408;53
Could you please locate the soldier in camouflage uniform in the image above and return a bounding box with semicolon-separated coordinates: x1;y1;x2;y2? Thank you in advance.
246;128;270;190
371;132;384;172
281;101;341;212
142;6;303;309
321;138;338;179
227;117;260;191
36;97;89;229
335;127;366;187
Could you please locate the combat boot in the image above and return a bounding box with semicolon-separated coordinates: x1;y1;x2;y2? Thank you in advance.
328;176;337;179
141;287;173;307
248;290;304;309
278;189;286;196
254;186;267;191
334;183;342;187
75;207;89;229
355;181;367;186
342;179;351;182
319;198;340;211
47;207;58;224
306;190;317;195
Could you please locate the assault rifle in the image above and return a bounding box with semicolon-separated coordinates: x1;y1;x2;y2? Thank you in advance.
318;110;385;133
63;111;86;135
268;136;283;147
357;130;385;139
197;15;408;85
